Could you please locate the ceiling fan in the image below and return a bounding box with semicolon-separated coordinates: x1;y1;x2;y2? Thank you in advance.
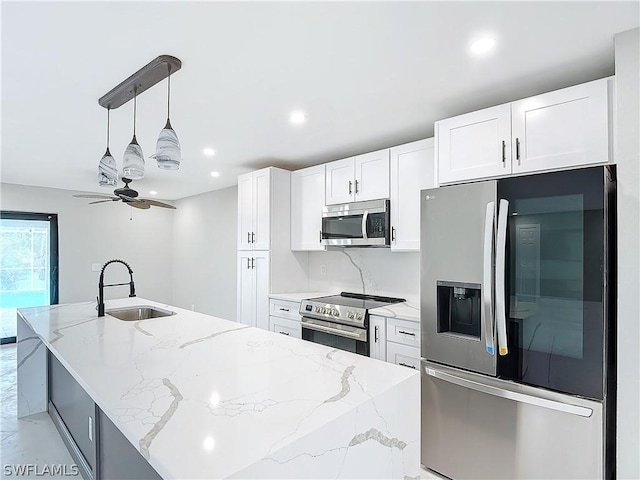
73;178;176;210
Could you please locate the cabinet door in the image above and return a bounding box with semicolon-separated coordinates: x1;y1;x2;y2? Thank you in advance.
253;168;271;250
325;157;355;205
511;78;610;174
355;149;390;201
369;315;387;361
237;252;255;327
437;104;512;184
269;316;302;339
291;165;326;251
237;173;254;250
253;251;270;331
390;139;434;251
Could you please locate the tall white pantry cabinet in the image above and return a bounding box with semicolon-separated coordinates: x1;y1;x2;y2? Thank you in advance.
236;167;307;330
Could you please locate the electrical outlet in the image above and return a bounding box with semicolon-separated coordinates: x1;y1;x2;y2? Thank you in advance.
320;264;327;276
91;263;101;272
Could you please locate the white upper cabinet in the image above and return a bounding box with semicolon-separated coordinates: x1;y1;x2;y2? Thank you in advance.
354;149;390;202
511;78;611;174
437;104;512;184
252;169;271;250
291;164;326;251
390;138;435;251
237;173;255;250
325;149;390;205
436;77;612;185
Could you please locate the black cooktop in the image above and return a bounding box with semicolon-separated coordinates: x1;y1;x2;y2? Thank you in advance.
307;292;405;310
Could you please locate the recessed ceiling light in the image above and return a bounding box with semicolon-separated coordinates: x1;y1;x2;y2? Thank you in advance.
210;171;220;178
469;36;496;56
149;190;157;195
289;111;307;125
203;147;216;157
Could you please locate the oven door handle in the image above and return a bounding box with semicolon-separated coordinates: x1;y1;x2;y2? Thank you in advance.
302;319;367;342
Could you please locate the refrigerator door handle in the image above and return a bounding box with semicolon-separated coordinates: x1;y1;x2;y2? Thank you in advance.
483;201;496;355
422;366;593;418
495;199;509;356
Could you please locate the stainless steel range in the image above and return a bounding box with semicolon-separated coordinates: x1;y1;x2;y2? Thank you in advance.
300;292;405;356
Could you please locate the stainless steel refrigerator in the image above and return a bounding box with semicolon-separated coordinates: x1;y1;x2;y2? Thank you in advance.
420;166;615;479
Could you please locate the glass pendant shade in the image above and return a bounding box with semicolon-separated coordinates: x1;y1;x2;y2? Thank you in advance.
152;119;181;170
122;135;145;180
98;108;118;187
98;148;118;187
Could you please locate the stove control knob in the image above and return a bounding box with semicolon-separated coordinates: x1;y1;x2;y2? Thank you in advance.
356;314;363;321
347;312;354;319
333;309;340;317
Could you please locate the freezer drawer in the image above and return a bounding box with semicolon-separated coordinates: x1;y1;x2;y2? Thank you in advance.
421;362;604;480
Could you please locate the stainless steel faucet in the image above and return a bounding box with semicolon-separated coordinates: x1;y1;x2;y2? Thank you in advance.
97;259;136;316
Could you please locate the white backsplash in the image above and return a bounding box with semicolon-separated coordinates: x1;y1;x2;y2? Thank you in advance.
307;249;420;303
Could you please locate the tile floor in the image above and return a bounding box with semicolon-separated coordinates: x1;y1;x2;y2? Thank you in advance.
0;342;442;479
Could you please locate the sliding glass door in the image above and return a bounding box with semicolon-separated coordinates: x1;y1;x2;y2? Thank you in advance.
0;212;58;343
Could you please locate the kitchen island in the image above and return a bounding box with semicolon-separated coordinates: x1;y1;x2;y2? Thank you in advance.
16;298;419;479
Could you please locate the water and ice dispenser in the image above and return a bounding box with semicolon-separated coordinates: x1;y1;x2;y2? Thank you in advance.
436;281;481;338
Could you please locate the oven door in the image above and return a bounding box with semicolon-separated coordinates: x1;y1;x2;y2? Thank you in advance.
321;199;390;247
301;317;369;356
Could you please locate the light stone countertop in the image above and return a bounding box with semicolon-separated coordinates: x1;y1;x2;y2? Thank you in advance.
17;297;419;479
369;301;421;323
268;292;333;303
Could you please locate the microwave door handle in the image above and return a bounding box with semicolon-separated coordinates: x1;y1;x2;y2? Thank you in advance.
361;211;369;240
483;201;496;355
495;199;509;356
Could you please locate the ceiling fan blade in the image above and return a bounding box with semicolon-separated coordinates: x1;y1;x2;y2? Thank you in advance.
128;200;151;210
73;194;118;200
88;199;119;205
139;198;177;209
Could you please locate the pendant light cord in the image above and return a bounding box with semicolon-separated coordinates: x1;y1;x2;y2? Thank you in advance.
106;108;110;148
167;68;171;120
133;90;137;137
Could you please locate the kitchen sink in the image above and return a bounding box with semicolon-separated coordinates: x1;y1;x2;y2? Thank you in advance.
106;305;176;321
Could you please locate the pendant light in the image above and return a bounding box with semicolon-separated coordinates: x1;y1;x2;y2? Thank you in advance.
98;108;118;187
122;89;145;180
151;66;181;170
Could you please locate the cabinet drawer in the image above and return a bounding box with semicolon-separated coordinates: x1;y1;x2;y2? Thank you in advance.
269;316;302;339
386;317;420;347
269;299;301;320
386;342;420;371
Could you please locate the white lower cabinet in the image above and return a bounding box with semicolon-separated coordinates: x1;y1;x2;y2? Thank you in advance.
386;342;420;371
237;251;270;330
269;316;302;339
386;317;420;348
369;315;387;361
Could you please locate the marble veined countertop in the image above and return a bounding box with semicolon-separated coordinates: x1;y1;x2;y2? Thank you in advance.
17;297;419;479
369;301;421;323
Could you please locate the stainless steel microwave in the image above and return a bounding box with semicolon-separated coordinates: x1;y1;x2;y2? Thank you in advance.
321;199;391;247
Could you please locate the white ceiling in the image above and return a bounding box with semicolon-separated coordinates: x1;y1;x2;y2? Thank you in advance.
1;1;638;201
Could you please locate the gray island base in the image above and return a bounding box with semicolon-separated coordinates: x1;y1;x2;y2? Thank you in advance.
16;298;419;479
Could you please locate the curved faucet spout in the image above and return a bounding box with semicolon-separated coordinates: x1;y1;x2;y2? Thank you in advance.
98;259;136;317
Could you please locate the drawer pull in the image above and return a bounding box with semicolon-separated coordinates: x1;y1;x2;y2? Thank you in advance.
398;330;415;336
398;362;417;369
278;331;290;336
279;308;290;312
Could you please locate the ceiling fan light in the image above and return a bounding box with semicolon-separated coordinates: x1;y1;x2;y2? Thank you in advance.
122;135;145;180
98;148;118;187
152;119;181;170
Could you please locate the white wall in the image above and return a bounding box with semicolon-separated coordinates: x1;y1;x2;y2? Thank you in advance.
308;249;419;303
614;27;640;479
0;183;174;304
171;186;237;321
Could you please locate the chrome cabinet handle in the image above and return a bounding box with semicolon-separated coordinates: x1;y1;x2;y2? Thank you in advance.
279;308;289;312
247;258;251;270
398;330;415;336
392;226;396;242
374;325;379;342
278;331;290;336
251;232;255;243
483;201;496;355
355;179;359;194
251;257;255;269
319;230;322;242
516;138;521;164
501;140;506;165
348;180;353;195
247;232;251;244
398;362;417;369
